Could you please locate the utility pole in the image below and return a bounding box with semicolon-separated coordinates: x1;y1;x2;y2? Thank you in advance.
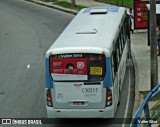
71;0;76;6
150;0;158;89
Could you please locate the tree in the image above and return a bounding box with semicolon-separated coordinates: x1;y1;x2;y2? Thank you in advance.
71;0;76;6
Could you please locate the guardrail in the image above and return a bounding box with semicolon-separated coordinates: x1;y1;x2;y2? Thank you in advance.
130;83;160;127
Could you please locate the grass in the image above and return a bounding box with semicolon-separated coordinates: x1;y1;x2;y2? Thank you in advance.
150;104;160;120
152;103;160;111
38;0;86;10
94;0;133;8
140;91;160;101
140;91;160;120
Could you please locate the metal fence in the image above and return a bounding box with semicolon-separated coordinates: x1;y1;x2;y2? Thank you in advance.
130;83;160;127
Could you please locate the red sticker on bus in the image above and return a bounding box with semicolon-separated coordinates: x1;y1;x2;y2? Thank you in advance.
50;58;87;75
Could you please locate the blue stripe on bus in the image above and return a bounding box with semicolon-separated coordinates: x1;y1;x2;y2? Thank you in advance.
45;58;53;88
103;57;113;88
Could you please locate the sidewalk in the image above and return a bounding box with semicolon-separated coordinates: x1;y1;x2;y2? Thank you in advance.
25;0;159;118
131;30;160;115
131;29;160;91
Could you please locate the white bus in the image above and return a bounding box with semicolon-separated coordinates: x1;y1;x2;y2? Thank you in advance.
45;6;130;118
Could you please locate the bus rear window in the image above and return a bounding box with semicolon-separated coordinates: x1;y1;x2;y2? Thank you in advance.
49;53;106;81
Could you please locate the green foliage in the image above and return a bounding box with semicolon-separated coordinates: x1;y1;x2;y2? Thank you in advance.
140;91;150;99
140;91;160;120
140;91;160;101
150;103;160;120
95;0;133;8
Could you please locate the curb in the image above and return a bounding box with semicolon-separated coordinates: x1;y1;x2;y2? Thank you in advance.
131;51;140;116
24;0;78;15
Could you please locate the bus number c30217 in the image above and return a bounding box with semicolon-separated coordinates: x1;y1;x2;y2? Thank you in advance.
82;88;98;94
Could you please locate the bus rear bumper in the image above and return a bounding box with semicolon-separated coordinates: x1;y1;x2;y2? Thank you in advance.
46;106;115;118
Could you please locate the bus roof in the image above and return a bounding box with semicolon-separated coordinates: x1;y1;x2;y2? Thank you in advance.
47;6;126;57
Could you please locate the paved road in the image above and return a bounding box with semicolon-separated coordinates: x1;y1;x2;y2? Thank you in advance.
0;0;73;118
0;0;135;127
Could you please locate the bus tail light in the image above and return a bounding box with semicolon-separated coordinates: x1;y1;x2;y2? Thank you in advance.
106;88;112;107
46;89;53;107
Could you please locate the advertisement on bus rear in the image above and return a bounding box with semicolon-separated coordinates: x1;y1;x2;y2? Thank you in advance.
50;57;87;81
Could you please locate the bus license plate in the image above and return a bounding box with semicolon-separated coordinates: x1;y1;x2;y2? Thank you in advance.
73;102;84;105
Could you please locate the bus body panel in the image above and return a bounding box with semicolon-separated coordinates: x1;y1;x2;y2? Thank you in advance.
45;58;53;88
46;92;115;118
112;36;129;108
118;40;128;91
46;106;115;118
52;82;106;109
103;57;113;88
